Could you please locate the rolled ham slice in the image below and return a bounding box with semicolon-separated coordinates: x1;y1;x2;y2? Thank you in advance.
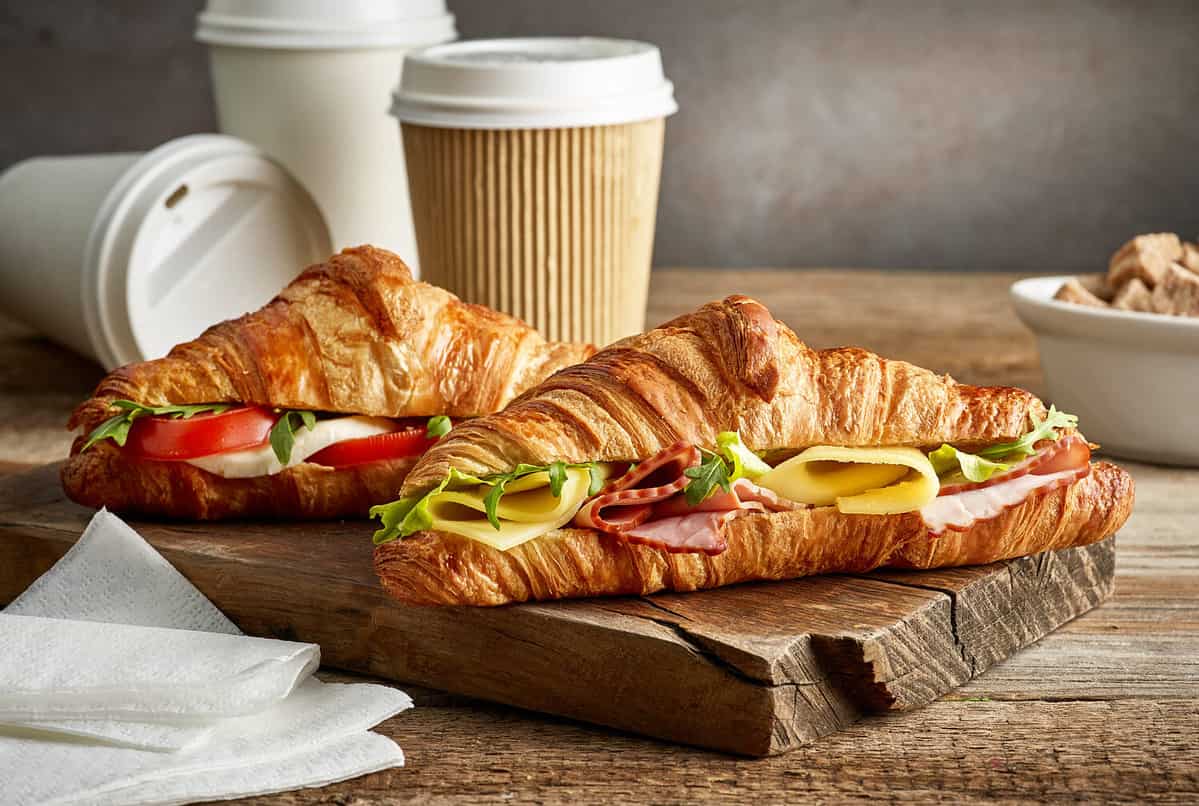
573;442;701;532
574;440;799;554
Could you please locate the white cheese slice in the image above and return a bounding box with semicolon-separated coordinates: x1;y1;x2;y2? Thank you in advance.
757;445;939;515
186;416;395;479
919;468;1081;534
423;468;594;552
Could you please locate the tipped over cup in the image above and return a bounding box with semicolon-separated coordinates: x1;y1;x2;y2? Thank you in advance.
0;135;331;369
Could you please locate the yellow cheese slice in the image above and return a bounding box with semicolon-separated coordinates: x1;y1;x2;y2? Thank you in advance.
423;468;592;551
757;446;939;515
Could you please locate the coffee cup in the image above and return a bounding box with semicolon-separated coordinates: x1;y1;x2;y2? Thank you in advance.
0;135;331;369
197;0;456;271
392;37;677;344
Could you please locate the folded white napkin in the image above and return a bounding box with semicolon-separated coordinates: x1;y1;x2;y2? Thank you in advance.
1;509;410;806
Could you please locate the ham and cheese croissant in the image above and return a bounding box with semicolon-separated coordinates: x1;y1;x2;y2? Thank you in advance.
372;295;1134;606
62;245;594;520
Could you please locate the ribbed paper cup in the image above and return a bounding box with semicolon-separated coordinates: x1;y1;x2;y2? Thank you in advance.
393;38;676;345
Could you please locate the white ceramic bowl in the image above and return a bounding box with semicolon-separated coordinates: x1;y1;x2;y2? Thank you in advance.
1011;276;1199;466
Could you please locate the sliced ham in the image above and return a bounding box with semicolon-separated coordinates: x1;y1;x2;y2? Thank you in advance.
921;465;1090;534
574;439;798;554
624;512;734;555
937;434;1090;496
624;478;799;555
573;442;701;532
651;477;799;518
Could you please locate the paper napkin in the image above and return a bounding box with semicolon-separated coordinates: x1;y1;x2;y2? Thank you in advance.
1;509;410;806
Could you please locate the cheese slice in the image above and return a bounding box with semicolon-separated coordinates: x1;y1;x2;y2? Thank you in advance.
186;415;394;479
757;446;939;515
423;468;593;552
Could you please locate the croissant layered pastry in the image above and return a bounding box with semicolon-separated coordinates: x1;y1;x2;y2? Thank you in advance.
373;295;1134;606
62;246;593;519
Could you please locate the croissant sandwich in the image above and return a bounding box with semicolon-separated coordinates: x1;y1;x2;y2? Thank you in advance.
372;295;1135;606
62;246;593;520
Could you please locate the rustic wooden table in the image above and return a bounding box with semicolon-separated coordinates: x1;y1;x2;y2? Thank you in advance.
1;269;1195;803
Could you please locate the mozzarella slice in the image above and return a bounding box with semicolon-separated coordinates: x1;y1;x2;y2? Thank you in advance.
757;446;939;515
186;416;395;479
423;468;593;551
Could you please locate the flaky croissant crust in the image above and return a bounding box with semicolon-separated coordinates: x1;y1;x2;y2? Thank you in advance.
68;245;594;434
402;295;1046;496
375;461;1134;606
63;441;417;520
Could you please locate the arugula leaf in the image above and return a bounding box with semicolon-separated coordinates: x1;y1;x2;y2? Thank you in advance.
683;451;733;506
928;444;1010;482
977;405;1078;460
81;413;136;452
716;431;772;480
80;400;233;452
269;410;317;465
425;415;452;439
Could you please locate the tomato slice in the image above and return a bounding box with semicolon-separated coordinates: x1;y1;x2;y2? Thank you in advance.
307;425;435;468
1032;435;1091;475
125;406;277;461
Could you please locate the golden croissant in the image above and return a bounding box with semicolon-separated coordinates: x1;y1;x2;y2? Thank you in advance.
61;246;594;519
373;295;1134;606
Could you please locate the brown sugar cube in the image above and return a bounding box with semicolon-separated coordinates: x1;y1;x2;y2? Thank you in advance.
1108;233;1182;288
1054;277;1109;307
1112;277;1155;312
1181;242;1199;275
1151;263;1199;317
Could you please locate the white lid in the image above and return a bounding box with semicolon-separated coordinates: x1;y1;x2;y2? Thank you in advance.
196;0;456;49
82;134;333;370
392;37;678;130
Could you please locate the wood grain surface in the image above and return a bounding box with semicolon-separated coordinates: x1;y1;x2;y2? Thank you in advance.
0;463;1116;756
0;270;1195;801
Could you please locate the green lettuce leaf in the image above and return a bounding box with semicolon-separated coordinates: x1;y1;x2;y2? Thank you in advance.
927;444;1010;482
715;431;772;480
977;405;1078;460
370;467;487;545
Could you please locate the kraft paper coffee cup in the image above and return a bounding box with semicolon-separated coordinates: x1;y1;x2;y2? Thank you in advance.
392;38;677;345
0;135;331;369
197;0;457;271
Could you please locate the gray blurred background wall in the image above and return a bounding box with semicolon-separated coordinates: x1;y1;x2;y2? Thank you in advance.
2;0;1196;271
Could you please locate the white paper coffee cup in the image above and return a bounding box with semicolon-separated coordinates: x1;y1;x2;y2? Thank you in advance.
0;135;331;369
197;0;457;272
392;38;676;345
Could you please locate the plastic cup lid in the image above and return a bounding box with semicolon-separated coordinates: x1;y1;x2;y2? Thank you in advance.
196;0;456;49
392;37;678;130
82;134;333;370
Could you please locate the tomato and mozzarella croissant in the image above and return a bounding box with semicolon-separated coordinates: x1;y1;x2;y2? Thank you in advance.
62;246;594;519
372;295;1134;606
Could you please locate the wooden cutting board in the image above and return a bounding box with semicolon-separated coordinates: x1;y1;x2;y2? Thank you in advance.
0;463;1115;756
